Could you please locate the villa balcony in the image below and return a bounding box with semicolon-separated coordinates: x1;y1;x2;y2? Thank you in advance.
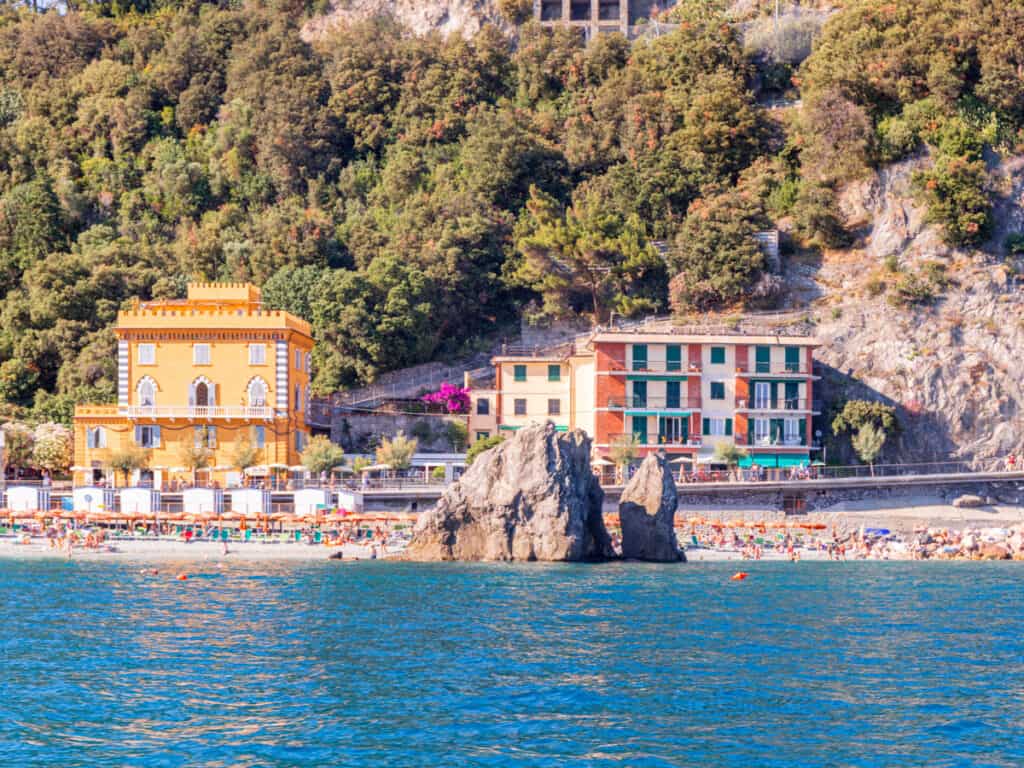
120;405;275;420
735;362;813;377
734;432;815;449
735;397;821;413
606;362;702;375
607;396;701;410
608;433;701;448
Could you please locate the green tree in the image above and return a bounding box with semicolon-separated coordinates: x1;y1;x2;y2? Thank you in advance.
713;441;748;474
1;422;35;478
179;433;213;486
300;434;346;476
445;419;468;452
852;423;886;475
609;433;640;483
668;186;768;312
376;431;418;472
230;435;263;474
465;433;504;465
108;446;150;487
832;400;899;436
0;359;41;407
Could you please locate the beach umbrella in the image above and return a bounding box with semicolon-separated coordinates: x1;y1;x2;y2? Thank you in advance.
244;465;269;476
289;465;306;472
591;457;614;467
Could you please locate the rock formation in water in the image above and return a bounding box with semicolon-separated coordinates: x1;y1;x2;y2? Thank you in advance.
406;422;613;561
618;452;685;562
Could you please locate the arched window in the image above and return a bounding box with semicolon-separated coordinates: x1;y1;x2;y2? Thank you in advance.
137;377;157;407
247;377;268;407
189;376;215;407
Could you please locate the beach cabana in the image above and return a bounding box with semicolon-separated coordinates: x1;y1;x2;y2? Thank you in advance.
229;488;271;516
120;488;161;516
73;486;116;514
5;486;51;514
294;488;331;518
183;487;224;516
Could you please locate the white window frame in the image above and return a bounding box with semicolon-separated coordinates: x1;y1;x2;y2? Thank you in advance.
295;349;302;370
784;417;801;445
136;425;161;449
707;417;727;436
193;343;211;365
137;378;156;407
249;344;266;365
754;418;771;445
253;425;266;449
86;426;106;449
137;343;155;365
248;378;268;407
754;382;772;409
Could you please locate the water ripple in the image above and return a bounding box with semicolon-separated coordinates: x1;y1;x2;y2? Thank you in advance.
0;560;1022;766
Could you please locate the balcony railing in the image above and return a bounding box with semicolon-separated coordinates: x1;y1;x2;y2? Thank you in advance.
735;432;812;448
620;362;702;374
736;363;811;375
608;433;702;447
735;398;821;412
121;405;275;420
607;396;701;410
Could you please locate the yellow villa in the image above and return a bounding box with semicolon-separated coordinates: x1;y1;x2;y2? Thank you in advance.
73;283;314;488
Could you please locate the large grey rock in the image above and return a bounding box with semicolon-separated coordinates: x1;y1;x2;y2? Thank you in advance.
618;452;685;562
952;494;986;508
406;422;613;562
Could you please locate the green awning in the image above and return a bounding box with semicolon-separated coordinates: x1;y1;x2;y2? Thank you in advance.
777;454;810;468
499;425;521;431
626;410;690;418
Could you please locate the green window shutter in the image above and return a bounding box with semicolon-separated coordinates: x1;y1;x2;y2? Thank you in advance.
632;344;648;371
771;382;779;408
666;345;681;371
710;382;725;400
702;417;710;435
771;419;783;442
725;417;733;436
513;364;526;382
632;380;647;407
666;381;680;408
548;364;561;382
710;346;725;365
785;346;800;372
756;345;770;373
681;418;689;441
632;416;648;444
799;419;807;444
785;382;799;408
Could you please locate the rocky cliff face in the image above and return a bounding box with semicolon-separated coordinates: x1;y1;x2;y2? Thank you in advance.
406;422;613;561
303;0;511;40
790;154;1024;463
618;452;684;561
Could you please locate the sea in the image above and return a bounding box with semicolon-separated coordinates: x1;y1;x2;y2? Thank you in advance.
1;559;1021;767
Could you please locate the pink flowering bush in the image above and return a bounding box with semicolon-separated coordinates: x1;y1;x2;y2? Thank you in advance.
422;382;470;414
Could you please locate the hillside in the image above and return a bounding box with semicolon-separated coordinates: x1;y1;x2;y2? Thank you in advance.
0;0;1023;464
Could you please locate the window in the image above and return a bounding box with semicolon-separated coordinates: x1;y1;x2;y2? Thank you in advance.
755;345;771;373
253;425;266;449
785;382;799;409
295;349;302;370
86;426;106;449
784;418;801;445
249;344;266;365
476;398;490;416
295;431;306;452
666;381;681;409
137;378;156;407
134;425;161;448
137;344;155;365
548;398;561;416
514;398;527;416
513;364;527;382
548;364;561;382
476;431;490;441
632;344;648;371
191;380;211;407
632;415;648;444
631;380;647;408
294;384;301;412
785;346;801;373
754;418;770;444
193;344;211;365
306;352;312;372
666;345;681;372
702;417;732;436
710;346;726;365
710;381;726;400
658;416;686;444
195;426;216;448
248;379;267;407
754;381;772;409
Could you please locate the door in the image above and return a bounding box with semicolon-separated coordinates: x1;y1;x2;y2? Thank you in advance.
632;381;647;408
658;417;685;444
195;382;209;407
754;382;771;409
666;380;681;409
632;415;648;444
785;382;799;410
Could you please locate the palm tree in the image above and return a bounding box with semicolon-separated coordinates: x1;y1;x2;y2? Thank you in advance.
609;433;640;484
179;437;213;487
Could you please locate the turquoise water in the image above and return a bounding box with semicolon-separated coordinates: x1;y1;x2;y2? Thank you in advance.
1;560;1022;767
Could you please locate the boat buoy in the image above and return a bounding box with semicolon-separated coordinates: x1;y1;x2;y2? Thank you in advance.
176;573;189;581
731;572;749;581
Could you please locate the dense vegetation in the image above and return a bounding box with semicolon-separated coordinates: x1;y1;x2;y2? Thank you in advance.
0;0;1022;425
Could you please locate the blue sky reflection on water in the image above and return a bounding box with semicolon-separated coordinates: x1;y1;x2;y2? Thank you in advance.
1;559;1022;767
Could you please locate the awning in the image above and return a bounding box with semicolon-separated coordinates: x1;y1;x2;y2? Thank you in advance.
737;453;810;468
778;454;810;468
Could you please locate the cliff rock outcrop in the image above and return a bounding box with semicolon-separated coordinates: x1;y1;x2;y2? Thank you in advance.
406;422;613;561
618;452;684;562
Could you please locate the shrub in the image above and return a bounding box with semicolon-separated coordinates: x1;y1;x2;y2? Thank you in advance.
1004;233;1024;254
883;254;901;273
466;434;504;465
864;276;886;297
914;154;992;247
790;182;850;248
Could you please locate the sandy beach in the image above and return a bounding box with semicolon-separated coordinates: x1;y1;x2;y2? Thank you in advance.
0;538;387;562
